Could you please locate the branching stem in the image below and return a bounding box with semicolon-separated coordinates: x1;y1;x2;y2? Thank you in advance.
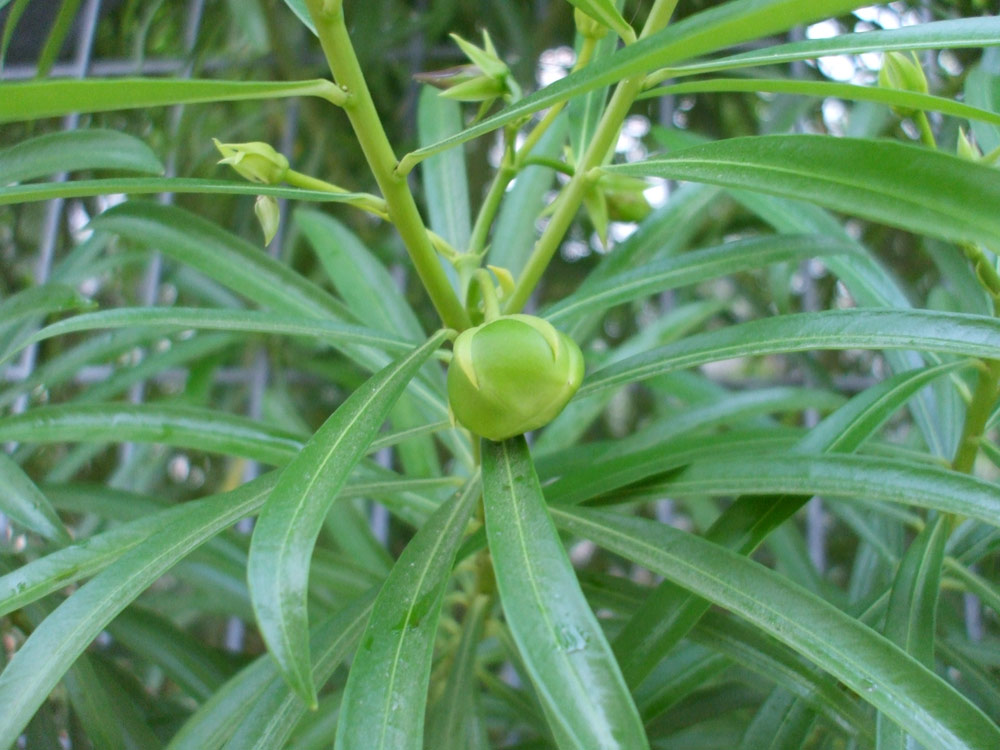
304;0;470;330
503;0;680;313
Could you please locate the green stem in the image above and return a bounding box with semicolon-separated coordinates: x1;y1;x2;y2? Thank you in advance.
503;0;679;314
513;34;597;167
474;269;501;322
468;155;515;256
951;359;1000;475
303;0;470;331
465;36;598;261
521;156;574;176
285;168;389;216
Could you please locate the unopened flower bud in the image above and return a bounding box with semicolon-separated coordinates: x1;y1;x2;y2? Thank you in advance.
447;314;584;441
255;195;280;245
213;139;289;185
878;52;928;118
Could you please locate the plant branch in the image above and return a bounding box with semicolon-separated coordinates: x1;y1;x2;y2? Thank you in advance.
304;0;470;331
952;359;1000;475
503;0;680;313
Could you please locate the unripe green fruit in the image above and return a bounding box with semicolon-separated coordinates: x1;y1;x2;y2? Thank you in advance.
447;314;584;442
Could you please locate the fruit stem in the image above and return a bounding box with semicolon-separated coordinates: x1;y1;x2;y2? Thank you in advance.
475;268;501;322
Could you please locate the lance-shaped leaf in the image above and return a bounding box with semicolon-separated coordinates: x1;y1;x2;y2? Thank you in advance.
542;234;855;326
581;309;1000;396
0;474;277;750
878;515;949;749
9;306;415;366
633;454;1000;529
610;360;969;688
605;136;1000;249
0;177;373;207
205;591;376;750
482;436;649;750
0;78;344;124
335;477;480;750
0;403;304;466
0;452;70;544
657;16;1000;80
552;507;1000;750
398;0;874;170
247;330;449;707
0;129;163;183
639;78;1000;130
89;202;352;322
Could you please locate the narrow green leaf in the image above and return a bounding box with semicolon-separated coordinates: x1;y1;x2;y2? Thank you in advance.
642;77;1000;131
730;189;950;455
279;0;317;35
610;361;969;687
0;473;276;750
660;16;1000;80
417;88;472;252
336;477;480;750
0;0;29;70
0;474;279;618
568;4;620;157
165;648;284;750
641;454;1000;529
34;0;82;78
482;436;649;750
0;177;372;207
0;129;162;183
10;592;131;750
297;207;443;476
692;611;871;741
553;507;1000;750
0;451;70;544
635;645;730;721
425;594;490;750
107;607;231;703
737;689;818;750
8;306;415;367
89;202;352;321
0;283;94;333
878;515;949;749
247;331;449;707
0;403;304;465
543;234;855;326
398;0;871;169
489;115;568;278
178;592;375;750
581;310;1000;396
608;136;1000;248
0;78;343;124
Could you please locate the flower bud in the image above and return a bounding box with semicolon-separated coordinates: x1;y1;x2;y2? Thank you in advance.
254;195;280;245
447;314;584;441
213;139;289;185
878;52;928;118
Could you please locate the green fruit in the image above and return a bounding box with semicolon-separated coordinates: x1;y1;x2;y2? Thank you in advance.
447;314;584;441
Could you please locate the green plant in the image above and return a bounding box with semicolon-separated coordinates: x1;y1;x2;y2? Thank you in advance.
2;0;1000;748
